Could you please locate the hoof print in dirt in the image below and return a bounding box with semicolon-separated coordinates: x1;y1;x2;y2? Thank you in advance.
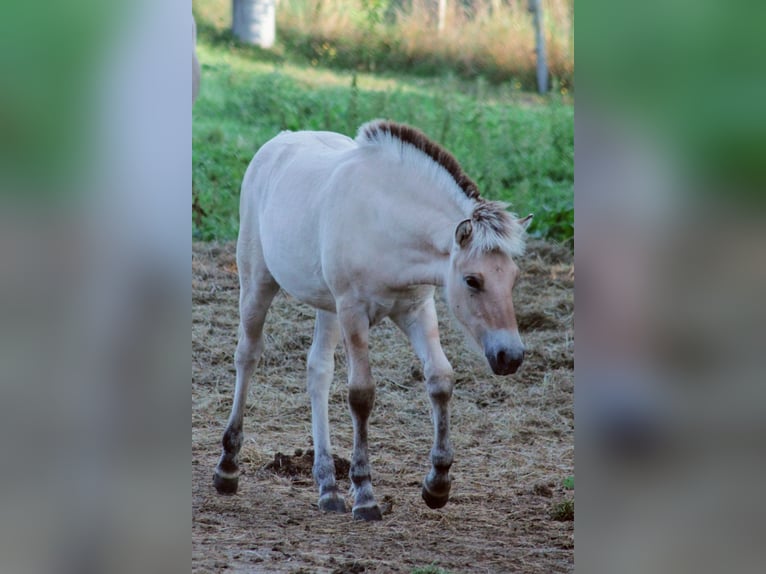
532;482;554;497
379;495;394;516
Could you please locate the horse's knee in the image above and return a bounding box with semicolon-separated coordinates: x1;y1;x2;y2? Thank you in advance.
348;384;375;420
427;373;454;404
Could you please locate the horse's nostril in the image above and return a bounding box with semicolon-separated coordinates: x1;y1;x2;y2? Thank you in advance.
485;348;523;375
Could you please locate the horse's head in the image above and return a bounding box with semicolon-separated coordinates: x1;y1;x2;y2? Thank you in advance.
446;215;532;376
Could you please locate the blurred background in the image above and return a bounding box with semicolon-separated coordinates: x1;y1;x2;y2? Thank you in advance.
199;0;574;88
192;0;574;245
577;1;766;573
0;1;189;573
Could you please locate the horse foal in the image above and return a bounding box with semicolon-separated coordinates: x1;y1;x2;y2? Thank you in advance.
214;120;532;521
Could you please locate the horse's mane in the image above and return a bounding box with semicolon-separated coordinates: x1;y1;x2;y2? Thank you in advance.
357;120;480;200
356;119;528;256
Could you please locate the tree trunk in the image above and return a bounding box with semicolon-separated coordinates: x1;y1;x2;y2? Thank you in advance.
232;0;276;48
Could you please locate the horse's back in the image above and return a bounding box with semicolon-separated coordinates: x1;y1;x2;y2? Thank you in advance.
241;130;356;208
238;130;358;310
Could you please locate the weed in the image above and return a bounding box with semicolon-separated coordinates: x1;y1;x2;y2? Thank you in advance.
550;498;574;521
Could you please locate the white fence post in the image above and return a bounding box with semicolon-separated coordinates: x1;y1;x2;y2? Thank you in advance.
529;0;548;94
232;0;276;48
437;0;447;32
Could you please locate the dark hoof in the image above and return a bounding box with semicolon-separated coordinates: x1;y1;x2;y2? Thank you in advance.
213;471;238;494
422;486;449;509
352;505;383;521
319;494;348;513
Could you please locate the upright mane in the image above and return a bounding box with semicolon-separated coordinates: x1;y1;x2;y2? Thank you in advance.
356;119;528;257
357;120;480;200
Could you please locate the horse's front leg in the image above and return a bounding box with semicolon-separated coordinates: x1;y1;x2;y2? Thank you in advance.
338;305;382;521
392;298;455;509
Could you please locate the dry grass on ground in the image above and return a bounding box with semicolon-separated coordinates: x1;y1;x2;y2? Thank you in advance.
193;240;573;573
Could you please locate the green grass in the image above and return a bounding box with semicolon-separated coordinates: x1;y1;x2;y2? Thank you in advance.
193;40;573;243
550;499;574;521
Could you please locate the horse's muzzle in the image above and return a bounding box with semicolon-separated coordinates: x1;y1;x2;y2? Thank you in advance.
483;330;525;375
486;347;524;375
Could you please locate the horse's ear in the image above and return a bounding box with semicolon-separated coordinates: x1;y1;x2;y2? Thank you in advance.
518;214;533;230
455;219;473;249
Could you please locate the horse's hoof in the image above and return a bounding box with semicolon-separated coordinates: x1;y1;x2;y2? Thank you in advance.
213;471;239;494
319;494;348;513
422;486;449;509
352;504;383;521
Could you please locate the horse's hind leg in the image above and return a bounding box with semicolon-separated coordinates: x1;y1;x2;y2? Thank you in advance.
307;310;346;513
392;298;455;509
338;305;382;521
213;268;279;494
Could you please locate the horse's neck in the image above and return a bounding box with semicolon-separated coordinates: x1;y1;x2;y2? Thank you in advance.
362;153;474;287
386;189;467;288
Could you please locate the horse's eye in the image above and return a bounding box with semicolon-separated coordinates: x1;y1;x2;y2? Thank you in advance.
464;275;482;291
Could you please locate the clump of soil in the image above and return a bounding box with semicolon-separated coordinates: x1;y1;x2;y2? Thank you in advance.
265;448;351;480
532;482;554;498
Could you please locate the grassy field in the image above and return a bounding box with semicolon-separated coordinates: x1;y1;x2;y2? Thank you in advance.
192;39;573;243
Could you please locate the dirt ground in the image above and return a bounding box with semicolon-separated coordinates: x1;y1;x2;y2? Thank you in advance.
193;240;574;573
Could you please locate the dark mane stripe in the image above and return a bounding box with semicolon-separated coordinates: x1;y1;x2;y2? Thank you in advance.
357;120;527;257
359;120;481;201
